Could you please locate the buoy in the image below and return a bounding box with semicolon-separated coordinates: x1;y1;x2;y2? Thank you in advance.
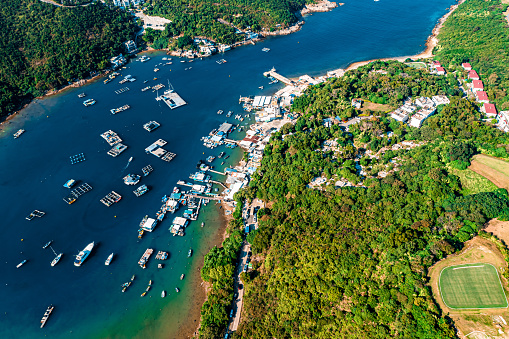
21;239;23;241
115;216;117;218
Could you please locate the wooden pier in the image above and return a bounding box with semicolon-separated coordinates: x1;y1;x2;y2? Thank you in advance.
208;169;226;175
263;68;294;85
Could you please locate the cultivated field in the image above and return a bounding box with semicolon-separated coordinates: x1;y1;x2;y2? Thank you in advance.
440;263;508;309
450;167;498;195
469;154;509;191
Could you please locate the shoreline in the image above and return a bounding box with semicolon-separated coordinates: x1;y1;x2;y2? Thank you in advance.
342;0;464;72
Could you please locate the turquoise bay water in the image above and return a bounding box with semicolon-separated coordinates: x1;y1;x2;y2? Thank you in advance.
0;0;456;338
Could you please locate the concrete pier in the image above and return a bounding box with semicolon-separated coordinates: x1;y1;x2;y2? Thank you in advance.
263;68;294;85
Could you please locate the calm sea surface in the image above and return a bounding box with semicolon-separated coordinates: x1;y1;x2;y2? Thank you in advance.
0;0;456;338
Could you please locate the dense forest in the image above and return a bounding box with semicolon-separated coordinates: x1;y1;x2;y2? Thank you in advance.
145;0;309;44
434;0;509;109
0;0;137;119
208;61;509;338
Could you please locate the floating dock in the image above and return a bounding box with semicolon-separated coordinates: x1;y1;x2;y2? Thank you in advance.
63;183;92;204
70;153;86;164
138;248;154;268
100;130;122;146
142;165;153;176
100;191;122;206
143;121;160;132
26;210;45;221
107;143;128;157
115;87;130;95
155;90;186;110
145;139;176;162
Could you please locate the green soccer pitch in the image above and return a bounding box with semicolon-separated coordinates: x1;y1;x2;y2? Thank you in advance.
439;263;508;309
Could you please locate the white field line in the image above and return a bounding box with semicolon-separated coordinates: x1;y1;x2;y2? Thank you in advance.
453;265;485;270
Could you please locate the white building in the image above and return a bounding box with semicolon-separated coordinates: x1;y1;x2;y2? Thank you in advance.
431;95;450;106
409;107;436;128
390;108;409;123
415;97;435;107
497;111;509;132
141;217;157;232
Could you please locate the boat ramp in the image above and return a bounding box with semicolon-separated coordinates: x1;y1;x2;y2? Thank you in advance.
100;191;122;207
155;90;186;110
145;139;176;162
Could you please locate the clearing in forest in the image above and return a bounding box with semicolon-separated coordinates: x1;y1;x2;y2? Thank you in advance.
469;154;509;191
439;263;508;309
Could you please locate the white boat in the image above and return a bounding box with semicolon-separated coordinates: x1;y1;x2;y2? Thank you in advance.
161;290;166;298
43;240;53;249
13;129;25;139
16;260;27;268
51;253;63;266
74;242;94;267
105;253;114;265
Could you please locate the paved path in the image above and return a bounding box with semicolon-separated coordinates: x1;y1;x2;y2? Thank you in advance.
40;0;92;7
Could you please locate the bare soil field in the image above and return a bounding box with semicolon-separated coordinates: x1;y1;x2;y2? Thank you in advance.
469;154;509;191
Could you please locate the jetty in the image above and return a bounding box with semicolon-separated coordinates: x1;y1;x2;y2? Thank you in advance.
100;191;122;207
145;139;176;162
26;210;45;221
155;90;186;110
263;67;294;85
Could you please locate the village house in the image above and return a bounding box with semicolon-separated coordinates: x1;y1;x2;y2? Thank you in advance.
462;62;472;71
497;111;509;132
468;70;480;80
351;99;362;109
124;40;137;54
436;67;446;76
390;108;409;123
409;106;436;128
475;91;489;103
481;103;498;118
415;97;435;107
431;95;450;106
471;80;484;92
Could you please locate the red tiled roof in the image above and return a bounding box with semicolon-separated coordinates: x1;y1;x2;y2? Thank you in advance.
462;62;472;69
432;60;441;66
472;80;484;89
436;67;446;73
476;91;488;101
468;70;479;79
484;103;497;115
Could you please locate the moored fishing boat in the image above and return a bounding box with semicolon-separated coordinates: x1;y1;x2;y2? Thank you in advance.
105;253;114;265
43;240;53;249
161;290;166;298
51;253;63;266
188;248;193;258
180;274;185;280
40;305;54;328
16;259;27;268
83;98;96;106
13;129;25;139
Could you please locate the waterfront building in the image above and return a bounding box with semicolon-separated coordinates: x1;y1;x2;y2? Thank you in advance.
124;40;137;54
110;54;127;69
141;217;158;232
